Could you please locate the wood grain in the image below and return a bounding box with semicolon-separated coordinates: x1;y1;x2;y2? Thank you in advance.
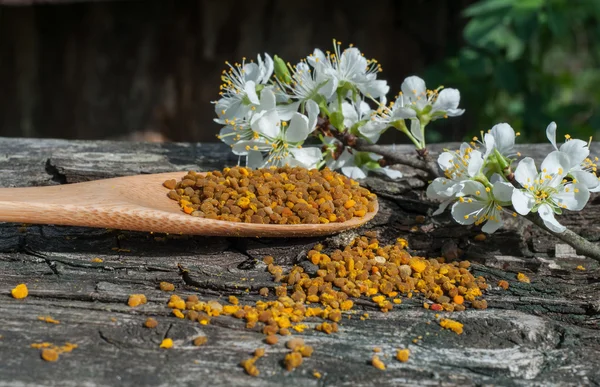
0;138;599;387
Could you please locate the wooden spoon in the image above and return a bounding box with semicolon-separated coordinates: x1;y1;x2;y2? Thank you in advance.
0;172;378;237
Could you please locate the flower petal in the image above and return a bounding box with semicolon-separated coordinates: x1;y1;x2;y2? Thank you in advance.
409;119;423;143
401;76;426;100
251;110;280;139
492;180;515;203
247;150;265;169
570;170;600;190
437;151;455;171
374;166;403;180
451;201;485;225
467;150;483;177
546;121;558;151
277;101;300;121
289;147;322;169
555;183;590;211
489;123;515;155
541;150;569;177
538;203;566;233
432;88;461;113
514;157;538;186
358;121;385;143
481;218;503;233
559;138;589;168
306;99;319;131
432;198;454;216
245;80;260;105
392;107;417;120
341;165;367;179
285;113;310;143
483;133;495;159
511;189;535;215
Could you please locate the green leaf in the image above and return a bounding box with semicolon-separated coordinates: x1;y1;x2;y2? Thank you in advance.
463;0;516;17
463;15;507;47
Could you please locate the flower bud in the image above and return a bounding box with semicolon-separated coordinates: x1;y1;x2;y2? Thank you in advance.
273;55;291;84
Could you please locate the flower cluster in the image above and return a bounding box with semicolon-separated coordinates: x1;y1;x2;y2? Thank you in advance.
214;40;465;179
427;122;599;233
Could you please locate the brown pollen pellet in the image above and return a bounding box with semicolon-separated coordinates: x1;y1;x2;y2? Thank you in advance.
265;335;278;345
159;282;175;292
144;317;158;329
193;336;208;346
165;166;377;224
286;338;305;350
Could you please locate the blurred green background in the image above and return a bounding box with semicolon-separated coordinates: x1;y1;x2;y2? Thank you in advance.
426;0;600;144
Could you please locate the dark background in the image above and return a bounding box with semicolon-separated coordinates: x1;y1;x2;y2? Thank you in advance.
1;0;599;144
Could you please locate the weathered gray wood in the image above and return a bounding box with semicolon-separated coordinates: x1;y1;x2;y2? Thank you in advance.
0;137;599;386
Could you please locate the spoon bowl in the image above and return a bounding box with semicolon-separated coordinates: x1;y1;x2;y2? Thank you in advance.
0;172;378;237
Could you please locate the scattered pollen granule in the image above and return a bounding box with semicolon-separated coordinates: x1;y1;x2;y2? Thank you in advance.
144;318;158;329
576;265;586;271
90;257;103;263
11;284;28;299
498;280;509;290
41;349;59;362
33;342;78;362
284;352;303;371
37;316;60;324
396;348;410;362
265;335;278;345
127;294;147;307
159;338;173;349
193;336;207;346
240;357;260;376
517;272;531;283
474;233;486;241
439;318;464;335
313;371;322;379
159;282;175;291
371;355;386;370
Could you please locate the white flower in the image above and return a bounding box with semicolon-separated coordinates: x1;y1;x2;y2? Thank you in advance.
482;123;519;159
400;76;464;119
546;121;600;192
511;152;590;233
214;54;274;121
325;146;402;180
232;92;321;169
359;94;418;143
307;40;389;100
217;87;303;153
427;143;484;214
276;61;336;102
451;177;515;233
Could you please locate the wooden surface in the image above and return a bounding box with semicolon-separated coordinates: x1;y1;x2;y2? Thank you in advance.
1;138;600;386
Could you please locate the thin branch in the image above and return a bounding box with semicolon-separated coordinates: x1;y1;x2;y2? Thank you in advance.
523;213;600;262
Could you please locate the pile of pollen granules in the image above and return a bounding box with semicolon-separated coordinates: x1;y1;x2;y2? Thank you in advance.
156;233;488;375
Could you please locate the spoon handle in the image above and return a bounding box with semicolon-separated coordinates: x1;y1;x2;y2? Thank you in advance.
0;181;135;228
